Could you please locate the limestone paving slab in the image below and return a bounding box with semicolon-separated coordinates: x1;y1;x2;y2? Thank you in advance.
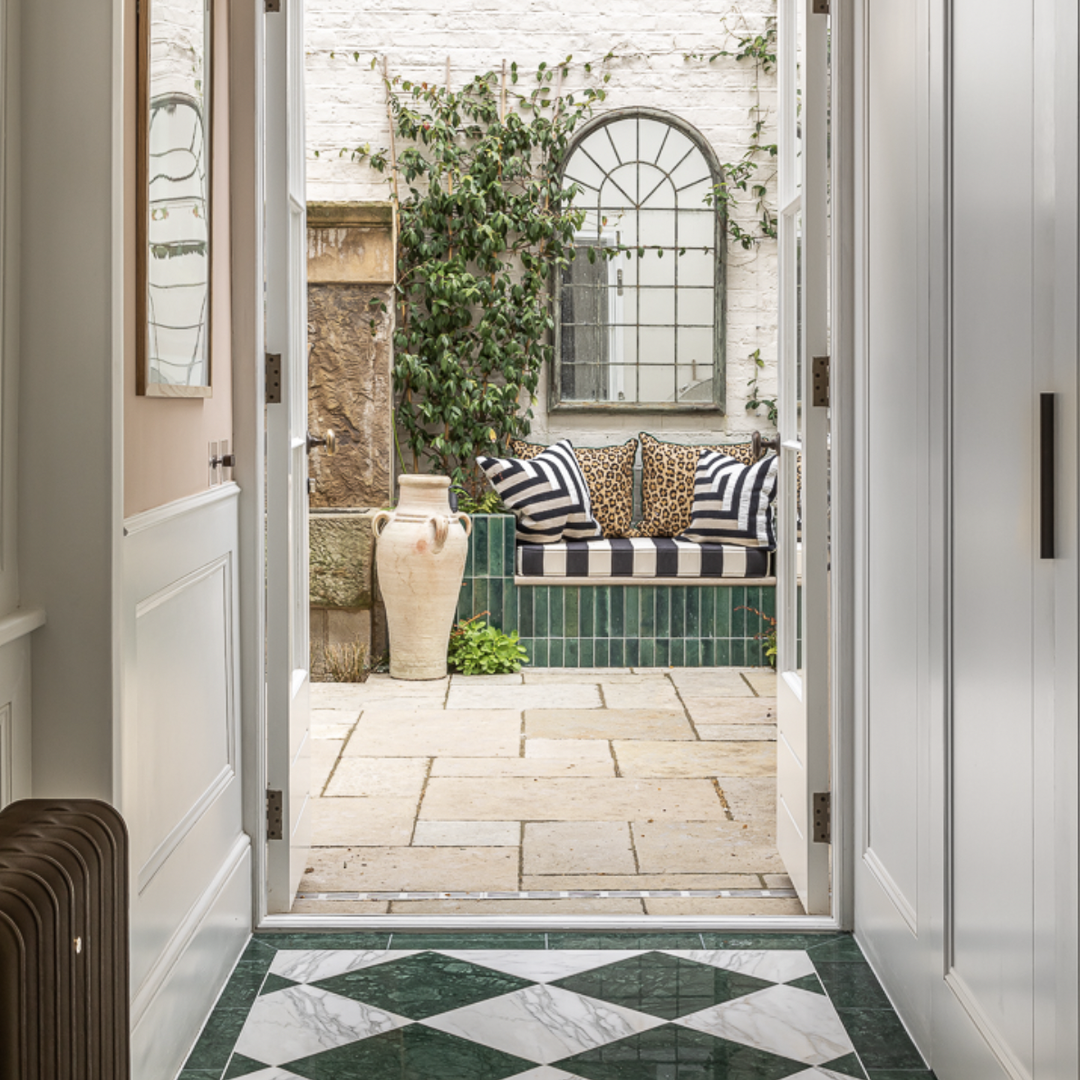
520;873;765;891
343;710;522;758
387;898;646;914
613;740;776;779
323;756;429;798
682;697;778;725
601;681;685;711
446;683;604;710
525;738;614;763
522;821;636;875
633;820;784;874
430;756;616;778
311;739;344;795
644;896;805;915
419;777;727;822
523;670;663;685
717;777;777;823
310;797;417;846
299;845;519;892
667;668;761;696
697;724;777;741
450;673;524;685
525;709;695;741
743;670;779;696
412;820;520;847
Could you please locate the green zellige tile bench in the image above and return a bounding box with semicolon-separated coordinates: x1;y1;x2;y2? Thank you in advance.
455;515;776;668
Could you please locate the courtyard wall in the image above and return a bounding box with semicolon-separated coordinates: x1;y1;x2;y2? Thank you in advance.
305;0;779;450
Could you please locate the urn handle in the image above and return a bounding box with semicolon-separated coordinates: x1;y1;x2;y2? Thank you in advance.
372;510;392;538
452;512;473;537
427;515;450;554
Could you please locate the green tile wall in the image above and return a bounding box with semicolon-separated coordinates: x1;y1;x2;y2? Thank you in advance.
455;515;775;668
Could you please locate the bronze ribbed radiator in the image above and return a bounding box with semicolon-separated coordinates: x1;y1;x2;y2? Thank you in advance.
0;800;130;1080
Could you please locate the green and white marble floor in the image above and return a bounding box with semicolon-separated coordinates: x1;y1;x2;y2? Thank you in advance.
178;932;934;1080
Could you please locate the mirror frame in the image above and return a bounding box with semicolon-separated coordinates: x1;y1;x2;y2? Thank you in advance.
136;0;213;398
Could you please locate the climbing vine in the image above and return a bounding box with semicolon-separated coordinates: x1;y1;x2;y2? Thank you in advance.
351;62;609;498
319;7;781;478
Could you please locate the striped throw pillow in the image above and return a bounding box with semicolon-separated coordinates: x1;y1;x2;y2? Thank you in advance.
477;439;603;543
680;451;779;549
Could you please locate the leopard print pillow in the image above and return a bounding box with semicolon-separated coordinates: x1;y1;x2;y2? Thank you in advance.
635;431;757;538
508;437;637;539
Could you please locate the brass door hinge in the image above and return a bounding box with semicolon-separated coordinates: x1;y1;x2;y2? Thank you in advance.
812;355;831;408
265;353;282;404
266;789;284;840
265;0;282;12
812;0;830;14
813;792;832;844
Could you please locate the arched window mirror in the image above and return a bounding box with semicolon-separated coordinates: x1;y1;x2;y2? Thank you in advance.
553;109;726;411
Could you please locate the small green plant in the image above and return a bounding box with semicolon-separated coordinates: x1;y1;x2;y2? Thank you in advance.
453;488;507;515
448;612;529;675
737;605;777;668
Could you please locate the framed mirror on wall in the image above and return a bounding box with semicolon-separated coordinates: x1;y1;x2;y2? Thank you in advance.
137;0;212;397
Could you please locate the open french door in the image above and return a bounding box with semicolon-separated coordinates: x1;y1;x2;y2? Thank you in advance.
775;0;831;915
264;0;312;913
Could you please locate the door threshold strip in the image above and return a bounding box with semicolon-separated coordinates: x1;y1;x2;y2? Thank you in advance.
296;888;799;901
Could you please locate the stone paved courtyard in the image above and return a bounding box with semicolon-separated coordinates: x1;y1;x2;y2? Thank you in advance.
297;667;801;917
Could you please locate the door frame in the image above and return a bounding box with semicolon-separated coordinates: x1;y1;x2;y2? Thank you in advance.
242;5;860;932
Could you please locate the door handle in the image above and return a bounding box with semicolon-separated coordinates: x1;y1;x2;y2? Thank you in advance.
306;429;336;456
1040;393;1054;559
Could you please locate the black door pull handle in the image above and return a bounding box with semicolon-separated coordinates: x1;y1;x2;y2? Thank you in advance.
1040;393;1055;559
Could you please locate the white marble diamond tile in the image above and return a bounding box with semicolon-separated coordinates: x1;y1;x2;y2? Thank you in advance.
235;1071;307;1080
787;1070;865;1080
423;983;664;1064
508;1068;591;1079
436;949;643;983
678;984;853;1065
663;949;816;983
268;948;418;983
234;984;409;1065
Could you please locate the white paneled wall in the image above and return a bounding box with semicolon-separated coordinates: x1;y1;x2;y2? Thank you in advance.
305;0;779;446
121;484;250;1080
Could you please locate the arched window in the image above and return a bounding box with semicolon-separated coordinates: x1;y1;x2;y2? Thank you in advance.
553;109;725;411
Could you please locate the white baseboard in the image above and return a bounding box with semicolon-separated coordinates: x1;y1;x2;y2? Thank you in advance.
131;836;251;1080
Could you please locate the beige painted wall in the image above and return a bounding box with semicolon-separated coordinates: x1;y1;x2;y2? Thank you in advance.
124;0;234;518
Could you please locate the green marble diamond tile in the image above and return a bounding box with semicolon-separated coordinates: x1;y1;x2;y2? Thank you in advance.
284;1023;536;1080
551;951;774;1020
836;1009;925;1071
554;1023;807;1080
312;951;535;1020
183;1007;247;1072
548;933;703;950
807;936;867;964
783;972;826;996
820;1050;868;1078
700;933;847;951
814;962;892;1009
253;932;391;951
387;933;546;950
217;964;272;1010
261;972;301;996
224;1052;269;1078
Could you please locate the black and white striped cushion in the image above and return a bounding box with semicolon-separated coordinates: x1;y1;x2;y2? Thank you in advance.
680;451;779;548
517;537;773;578
478;439;602;543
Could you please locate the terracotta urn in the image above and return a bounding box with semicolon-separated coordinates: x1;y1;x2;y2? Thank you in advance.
373;475;472;680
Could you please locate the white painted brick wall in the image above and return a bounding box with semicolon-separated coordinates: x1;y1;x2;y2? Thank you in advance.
306;0;778;446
